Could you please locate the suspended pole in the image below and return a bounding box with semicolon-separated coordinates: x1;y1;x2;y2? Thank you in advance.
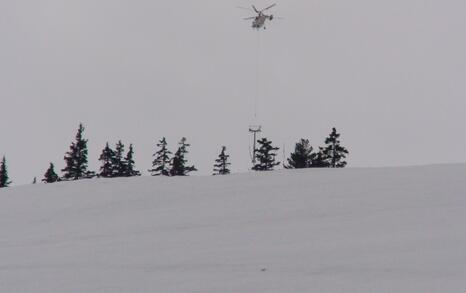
238;4;280;165
250;30;262;164
254;30;261;119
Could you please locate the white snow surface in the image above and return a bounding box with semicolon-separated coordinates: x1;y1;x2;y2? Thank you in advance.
1;165;466;292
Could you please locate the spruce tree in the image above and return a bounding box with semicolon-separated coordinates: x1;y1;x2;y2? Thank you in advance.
98;142;116;178
32;177;37;184
122;144;141;177
0;156;12;188
252;138;280;171
170;148;184;176
43;163;60;183
62;123;95;180
213;146;231;175
149;137;172;176
285;139;316;169
311;147;330;168
322;127;349;168
113;140;126;177
170;137;197;176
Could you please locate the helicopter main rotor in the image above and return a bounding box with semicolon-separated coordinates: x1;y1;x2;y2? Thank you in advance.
255;3;276;13
237;3;277;15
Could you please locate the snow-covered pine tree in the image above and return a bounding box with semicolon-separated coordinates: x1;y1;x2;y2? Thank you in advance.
322;127;349;168
43;163;60;183
285;139;316;169
113;140;126;177
149;137;172;176
0;156;12;188
213;146;231;175
170;137;197;176
62;123;95;180
122;144;141;177
98;142;116;178
252;137;280;171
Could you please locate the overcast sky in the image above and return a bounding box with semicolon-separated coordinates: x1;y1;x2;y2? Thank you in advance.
1;0;466;184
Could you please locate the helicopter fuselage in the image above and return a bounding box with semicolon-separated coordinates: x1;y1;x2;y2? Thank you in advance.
252;13;272;29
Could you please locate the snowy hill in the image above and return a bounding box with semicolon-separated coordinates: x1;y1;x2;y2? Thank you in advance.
1;165;466;292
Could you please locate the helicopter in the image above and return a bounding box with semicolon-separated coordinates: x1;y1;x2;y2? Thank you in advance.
237;4;279;30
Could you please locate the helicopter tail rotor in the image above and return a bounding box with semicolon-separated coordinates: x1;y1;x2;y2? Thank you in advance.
267;15;283;20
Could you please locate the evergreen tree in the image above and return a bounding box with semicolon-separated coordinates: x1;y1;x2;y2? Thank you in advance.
170;148;185;176
62;123;95;180
149;137;172;176
32;177;37;184
113;140;126;177
213;146;231;175
0;156;12;188
252;138;280;171
322;127;349;168
311;147;330;168
43;163;60;183
122;144;141;177
170;137;197;176
98;142;116;178
285;139;316;169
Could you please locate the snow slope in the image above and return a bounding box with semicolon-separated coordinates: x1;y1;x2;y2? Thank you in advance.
1;165;465;292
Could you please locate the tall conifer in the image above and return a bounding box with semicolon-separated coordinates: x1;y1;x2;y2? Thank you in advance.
149;137;172;176
322;128;349;168
99;143;116;178
170;137;197;176
123;144;141;177
253;138;280;171
0;156;12;188
113;140;126;177
311;147;330;168
285;139;315;169
213;146;231;175
62;123;94;180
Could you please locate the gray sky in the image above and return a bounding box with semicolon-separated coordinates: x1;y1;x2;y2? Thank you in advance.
1;0;466;184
